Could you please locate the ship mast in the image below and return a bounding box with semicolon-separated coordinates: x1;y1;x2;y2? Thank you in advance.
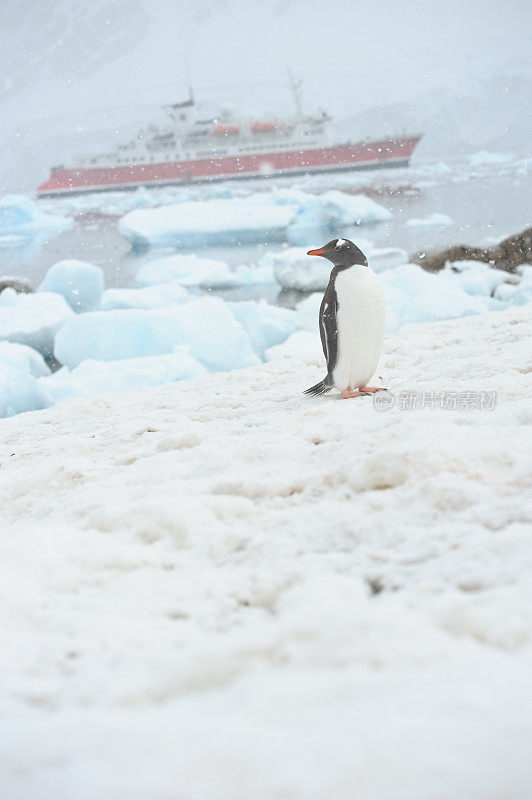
287;71;304;119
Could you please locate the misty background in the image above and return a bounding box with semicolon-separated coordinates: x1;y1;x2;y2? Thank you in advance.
2;0;532;193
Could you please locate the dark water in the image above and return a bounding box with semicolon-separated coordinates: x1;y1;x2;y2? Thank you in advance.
2;157;531;306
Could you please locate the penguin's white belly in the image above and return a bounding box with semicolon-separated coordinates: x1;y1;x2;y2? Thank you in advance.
332;266;385;390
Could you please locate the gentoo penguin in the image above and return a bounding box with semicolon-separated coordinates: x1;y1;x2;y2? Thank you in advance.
304;238;386;398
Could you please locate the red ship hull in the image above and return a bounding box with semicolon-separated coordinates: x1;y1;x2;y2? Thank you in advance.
36;136;422;198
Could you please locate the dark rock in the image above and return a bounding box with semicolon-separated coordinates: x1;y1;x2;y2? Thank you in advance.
0;279;33;295
411;226;532;274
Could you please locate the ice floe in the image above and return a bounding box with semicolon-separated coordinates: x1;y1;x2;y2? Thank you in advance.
0;288;74;356
119;199;298;248
119;190;392;250
100;282;190;311
0;341;52;417
38;259;105;312
406;212;453;227
136;254;272;289
0;194;72;243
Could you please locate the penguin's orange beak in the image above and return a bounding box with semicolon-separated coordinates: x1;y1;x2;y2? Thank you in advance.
307;247;328;256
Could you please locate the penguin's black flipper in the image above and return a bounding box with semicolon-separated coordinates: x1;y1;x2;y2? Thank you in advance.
319;281;338;375
303;374;334;396
304;280;338;396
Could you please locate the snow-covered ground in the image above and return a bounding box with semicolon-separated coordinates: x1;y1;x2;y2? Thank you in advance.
1;305;531;800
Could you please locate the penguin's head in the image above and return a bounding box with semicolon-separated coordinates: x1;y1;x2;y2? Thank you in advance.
307;238;368;268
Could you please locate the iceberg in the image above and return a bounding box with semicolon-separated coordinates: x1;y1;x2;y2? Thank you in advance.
509;265;532;306
380;264;489;324
281;189;392;244
228;301;297;357
119;190;392;250
369;247;408;272
136;254;272;289
101;282;190;311
0;341;51;378
295;264;494;335
265;330;322;362
0;363;52;418
54;298;260;373
448;261;512;297
270;247;332;291
38;259;104;312
40;349;207;404
0;341;52;418
0;288;74;356
0;194;72;241
270;245;409;291
119;199;297;248
295;292;323;331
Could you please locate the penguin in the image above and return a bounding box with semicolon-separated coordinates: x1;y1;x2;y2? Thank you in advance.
304;238;386;398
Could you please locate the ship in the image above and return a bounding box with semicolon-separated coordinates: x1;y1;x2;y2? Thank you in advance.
36;80;422;199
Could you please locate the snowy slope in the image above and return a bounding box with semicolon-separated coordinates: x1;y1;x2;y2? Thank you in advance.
0;306;531;799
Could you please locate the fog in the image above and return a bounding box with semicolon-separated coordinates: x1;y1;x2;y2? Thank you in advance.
2;0;532;190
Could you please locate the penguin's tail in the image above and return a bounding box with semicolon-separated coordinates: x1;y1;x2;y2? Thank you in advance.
303;374;334;397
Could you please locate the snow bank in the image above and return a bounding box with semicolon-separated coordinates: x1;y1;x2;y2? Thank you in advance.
54;299;261;372
0;194;72;239
41;349;207;403
136;254;272;289
38;259;104;312
119;199;297;248
0;307;530;799
406;212;453;227
0;288;74;356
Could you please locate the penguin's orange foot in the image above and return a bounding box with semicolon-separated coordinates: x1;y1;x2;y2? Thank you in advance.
342;388;371;399
359;386;387;393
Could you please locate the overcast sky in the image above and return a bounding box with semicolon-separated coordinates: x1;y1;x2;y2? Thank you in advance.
2;0;532;127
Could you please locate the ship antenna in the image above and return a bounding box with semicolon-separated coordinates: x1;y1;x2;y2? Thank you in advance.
188;86;194;105
287;70;304;119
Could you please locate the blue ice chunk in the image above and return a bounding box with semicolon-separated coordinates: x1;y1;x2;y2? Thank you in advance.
228;301;297;357
54;298;260;373
38;259;105;312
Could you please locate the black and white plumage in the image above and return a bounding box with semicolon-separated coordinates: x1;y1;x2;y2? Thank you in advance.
304;238;386;398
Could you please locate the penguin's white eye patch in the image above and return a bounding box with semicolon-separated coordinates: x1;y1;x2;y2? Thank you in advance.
335;238;346;250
